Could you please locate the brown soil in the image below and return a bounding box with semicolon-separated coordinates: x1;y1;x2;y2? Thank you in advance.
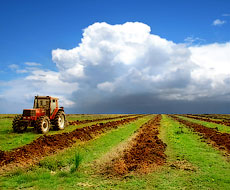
104;115;167;176
68;114;139;125
170;115;230;152
181;114;230;127
0;115;143;172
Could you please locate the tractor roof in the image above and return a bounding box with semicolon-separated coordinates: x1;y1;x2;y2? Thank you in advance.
35;96;59;100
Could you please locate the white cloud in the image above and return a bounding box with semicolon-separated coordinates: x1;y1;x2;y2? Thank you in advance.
8;62;42;74
97;81;115;92
222;13;230;17
184;36;205;46
1;22;230;113
16;69;28;74
190;43;230;89
51;22;230;102
8;64;19;70
0;68;78;112
24;62;41;66
8;64;28;74
212;19;226;26
52;22;193;91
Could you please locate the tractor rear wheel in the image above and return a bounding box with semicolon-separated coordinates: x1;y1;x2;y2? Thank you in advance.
12;115;27;133
53;111;66;130
36;116;50;134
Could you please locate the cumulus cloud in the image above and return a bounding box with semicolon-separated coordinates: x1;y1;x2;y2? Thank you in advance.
52;22;193;97
212;19;226;26
1;22;230;113
189;43;230;98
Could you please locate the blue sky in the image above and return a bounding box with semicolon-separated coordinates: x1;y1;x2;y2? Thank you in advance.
1;0;230;73
1;0;230;113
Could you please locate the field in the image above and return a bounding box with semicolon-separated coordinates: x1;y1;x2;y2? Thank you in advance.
0;114;230;189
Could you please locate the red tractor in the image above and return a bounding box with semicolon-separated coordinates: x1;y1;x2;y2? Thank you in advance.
12;96;67;134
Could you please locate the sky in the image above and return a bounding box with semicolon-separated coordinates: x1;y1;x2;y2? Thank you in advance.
0;0;230;114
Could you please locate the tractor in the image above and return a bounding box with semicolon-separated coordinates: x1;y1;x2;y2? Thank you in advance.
12;96;67;134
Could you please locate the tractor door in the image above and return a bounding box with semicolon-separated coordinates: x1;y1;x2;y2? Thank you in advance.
50;98;57;115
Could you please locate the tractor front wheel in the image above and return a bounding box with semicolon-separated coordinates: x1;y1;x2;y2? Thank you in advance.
12;115;27;133
53;111;66;130
36;116;50;134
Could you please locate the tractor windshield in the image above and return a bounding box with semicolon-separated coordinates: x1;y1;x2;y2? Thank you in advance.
33;98;50;110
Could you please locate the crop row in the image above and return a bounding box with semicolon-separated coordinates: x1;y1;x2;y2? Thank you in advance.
106;115;166;175
181;114;230;126
0;115;144;173
170;115;230;153
68;114;140;125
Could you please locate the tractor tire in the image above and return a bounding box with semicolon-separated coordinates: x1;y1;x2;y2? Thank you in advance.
12;115;27;133
53;111;66;130
36;116;50;134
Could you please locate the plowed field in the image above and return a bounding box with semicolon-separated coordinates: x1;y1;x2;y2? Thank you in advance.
1;114;230;190
0;115;143;171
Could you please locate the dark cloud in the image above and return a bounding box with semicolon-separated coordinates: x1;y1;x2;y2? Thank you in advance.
66;93;230;114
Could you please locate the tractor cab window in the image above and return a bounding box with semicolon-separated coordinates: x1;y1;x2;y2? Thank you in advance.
33;98;49;109
50;99;57;114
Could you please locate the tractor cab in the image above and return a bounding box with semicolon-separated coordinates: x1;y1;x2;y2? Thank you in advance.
33;96;59;117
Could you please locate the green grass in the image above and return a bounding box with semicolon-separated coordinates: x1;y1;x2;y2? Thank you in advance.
1;114;230;190
177;115;230;133
70;152;82;173
95;115;230;189
0;115;153;189
0;118;40;151
0;114;136;151
145;115;230;189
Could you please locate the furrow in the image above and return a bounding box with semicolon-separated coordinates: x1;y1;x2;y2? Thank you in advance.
104;115;167;176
